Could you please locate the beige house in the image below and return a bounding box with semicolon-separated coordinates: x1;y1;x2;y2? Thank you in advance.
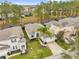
50;25;77;43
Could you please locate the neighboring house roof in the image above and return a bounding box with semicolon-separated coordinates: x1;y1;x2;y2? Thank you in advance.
45;21;60;27
0;44;10;50
0;26;24;41
25;23;43;34
49;25;61;35
50;25;76;35
45;17;79;28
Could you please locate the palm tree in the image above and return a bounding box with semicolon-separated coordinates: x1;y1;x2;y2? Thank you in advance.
38;25;52;37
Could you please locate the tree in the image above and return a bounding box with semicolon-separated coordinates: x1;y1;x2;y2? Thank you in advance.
34;0;79;21
56;31;64;40
38;25;52;37
0;0;11;22
11;4;24;25
0;0;24;25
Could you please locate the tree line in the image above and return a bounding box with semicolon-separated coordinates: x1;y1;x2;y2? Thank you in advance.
34;0;79;23
0;0;23;25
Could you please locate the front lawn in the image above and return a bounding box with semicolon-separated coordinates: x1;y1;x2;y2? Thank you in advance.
56;39;70;50
9;40;52;59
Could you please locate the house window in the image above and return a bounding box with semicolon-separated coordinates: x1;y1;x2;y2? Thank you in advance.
11;39;16;43
13;46;15;50
31;35;34;37
14;39;16;42
31;32;35;38
16;46;17;49
36;33;39;37
0;56;6;59
11;39;13;43
21;45;25;50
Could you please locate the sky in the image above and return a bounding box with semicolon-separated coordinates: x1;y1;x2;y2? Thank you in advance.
0;0;69;5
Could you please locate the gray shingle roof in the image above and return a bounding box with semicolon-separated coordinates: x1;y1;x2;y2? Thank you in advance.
45;17;79;28
25;23;43;34
0;26;24;41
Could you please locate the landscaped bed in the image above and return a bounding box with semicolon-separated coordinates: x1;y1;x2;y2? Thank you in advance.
9;40;52;59
56;39;70;50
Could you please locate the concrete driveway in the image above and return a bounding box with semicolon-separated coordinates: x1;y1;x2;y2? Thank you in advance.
47;42;64;56
44;54;63;59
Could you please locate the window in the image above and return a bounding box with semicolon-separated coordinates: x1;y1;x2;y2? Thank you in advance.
13;45;18;50
14;39;16;42
16;46;17;49
11;39;16;43
31;35;34;37
21;45;25;50
36;33;39;37
11;39;13;43
31;32;35;38
13;46;15;50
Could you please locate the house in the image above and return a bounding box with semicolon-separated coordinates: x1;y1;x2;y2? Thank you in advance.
25;23;56;43
50;25;77;43
23;5;36;16
25;23;43;39
0;26;27;55
40;34;56;44
45;17;79;43
0;44;10;59
61;26;77;43
45;17;79;28
40;25;56;43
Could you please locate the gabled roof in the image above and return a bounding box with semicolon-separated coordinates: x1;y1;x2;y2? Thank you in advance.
25;23;43;34
0;26;24;41
45;17;79;28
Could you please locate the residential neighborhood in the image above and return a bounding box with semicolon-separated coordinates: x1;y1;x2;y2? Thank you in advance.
0;26;27;59
0;0;79;59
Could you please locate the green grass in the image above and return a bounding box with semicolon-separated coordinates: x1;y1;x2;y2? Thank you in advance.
56;39;70;50
9;40;52;59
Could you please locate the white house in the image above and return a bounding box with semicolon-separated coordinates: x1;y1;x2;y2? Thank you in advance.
40;25;57;44
0;26;27;55
40;35;56;44
25;23;43;39
25;23;56;43
0;44;10;59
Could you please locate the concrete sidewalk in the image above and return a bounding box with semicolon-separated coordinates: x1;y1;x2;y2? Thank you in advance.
8;53;20;58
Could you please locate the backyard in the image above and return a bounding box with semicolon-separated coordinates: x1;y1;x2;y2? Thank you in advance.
9;40;52;59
